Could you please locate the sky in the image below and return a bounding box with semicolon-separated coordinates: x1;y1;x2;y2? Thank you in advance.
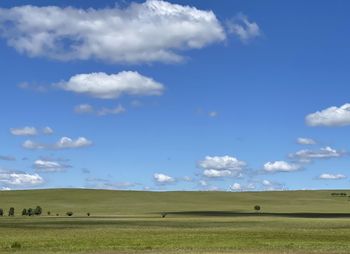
0;0;350;191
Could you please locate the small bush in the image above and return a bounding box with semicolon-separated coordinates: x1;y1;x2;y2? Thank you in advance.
0;208;4;216
10;242;21;249
27;208;33;216
87;212;90;216
21;209;27;216
66;211;73;217
254;205;261;212
47;211;51;216
56;213;59;216
161;213;167;218
8;207;15;216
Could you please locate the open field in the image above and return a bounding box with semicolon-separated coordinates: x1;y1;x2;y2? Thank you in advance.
0;189;350;253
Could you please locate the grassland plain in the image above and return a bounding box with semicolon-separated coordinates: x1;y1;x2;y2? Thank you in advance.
0;189;350;253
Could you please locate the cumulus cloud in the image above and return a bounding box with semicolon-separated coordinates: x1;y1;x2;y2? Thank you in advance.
198;155;246;178
306;103;350;127
226;14;260;42
153;173;175;184
10;126;37;136
230;183;242;191
0;170;44;186
318;173;346;180
297;137;316;145
23;137;92;150
263;161;300;172
58;71;164;99
75;104;126;116
291;146;344;160
33;159;71;172
0;0;225;63
55;137;92;149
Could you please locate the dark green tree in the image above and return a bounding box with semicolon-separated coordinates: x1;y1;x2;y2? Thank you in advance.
8;207;15;216
27;208;33;216
66;211;73;216
22;208;27;216
254;205;261;212
34;206;42;216
0;208;3;216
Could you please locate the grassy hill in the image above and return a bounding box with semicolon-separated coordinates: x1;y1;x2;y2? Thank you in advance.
0;188;349;216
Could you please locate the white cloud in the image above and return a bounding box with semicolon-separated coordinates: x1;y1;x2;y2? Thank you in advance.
153;173;175;184
55;137;92;149
264;161;300;172
97;105;126;116
58;71;164;99
0;0;225;63
297;137;316;145
10;126;37;136
34;159;70;172
198;155;246;178
227;14;260;42
230;183;242;191
0;155;16;161
292;146;343;159
0;170;44;186
319;173;346;180
43;126;54;135
75;104;94;114
306;103;350;127
1;187;11;191
23;137;92;150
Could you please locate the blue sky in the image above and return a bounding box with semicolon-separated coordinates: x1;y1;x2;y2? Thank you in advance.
0;0;350;191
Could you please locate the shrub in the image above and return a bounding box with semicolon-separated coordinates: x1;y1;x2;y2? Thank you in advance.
254;205;261;212
21;209;27;216
87;212;90;217
8;207;15;216
10;242;21;249
161;213;167;218
0;208;3;216
66;211;73;216
34;206;42;216
27;208;33;216
47;211;51;216
56;213;59;216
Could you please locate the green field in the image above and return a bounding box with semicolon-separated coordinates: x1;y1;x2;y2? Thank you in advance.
0;189;350;254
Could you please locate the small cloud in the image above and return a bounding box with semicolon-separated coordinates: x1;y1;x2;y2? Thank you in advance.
153;173;175;184
10;126;37;136
74;104;94;114
198;155;246;178
0;169;44;186
230;183;242;191
97;105;126;116
130;100;143;107
208;111;218;117
33;159;71;173
291;146;344;160
81;168;91;174
226;14;260;42
318;173;346;180
18;82;48;92
264;161;300;173
297;137;316;145
0;155;16;161
42;126;54;135
306;103;350;127
23;137;92;150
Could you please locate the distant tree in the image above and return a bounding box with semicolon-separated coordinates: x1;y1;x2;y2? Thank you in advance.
66;211;73;217
254;205;261;212
22;209;27;216
0;208;3;216
47;211;51;216
8;207;15;216
56;213;59;216
87;212;90;217
161;212;167;218
34;206;42;216
27;208;33;216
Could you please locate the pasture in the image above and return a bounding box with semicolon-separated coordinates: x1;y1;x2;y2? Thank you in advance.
0;189;350;253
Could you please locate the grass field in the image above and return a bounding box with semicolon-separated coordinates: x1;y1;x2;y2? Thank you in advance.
0;189;350;253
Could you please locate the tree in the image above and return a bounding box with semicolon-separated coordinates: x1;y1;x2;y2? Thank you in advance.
27;208;33;216
0;208;3;216
34;206;42;216
22;209;27;216
47;211;51;216
87;212;90;217
8;207;15;216
66;211;73;216
254;205;261;212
